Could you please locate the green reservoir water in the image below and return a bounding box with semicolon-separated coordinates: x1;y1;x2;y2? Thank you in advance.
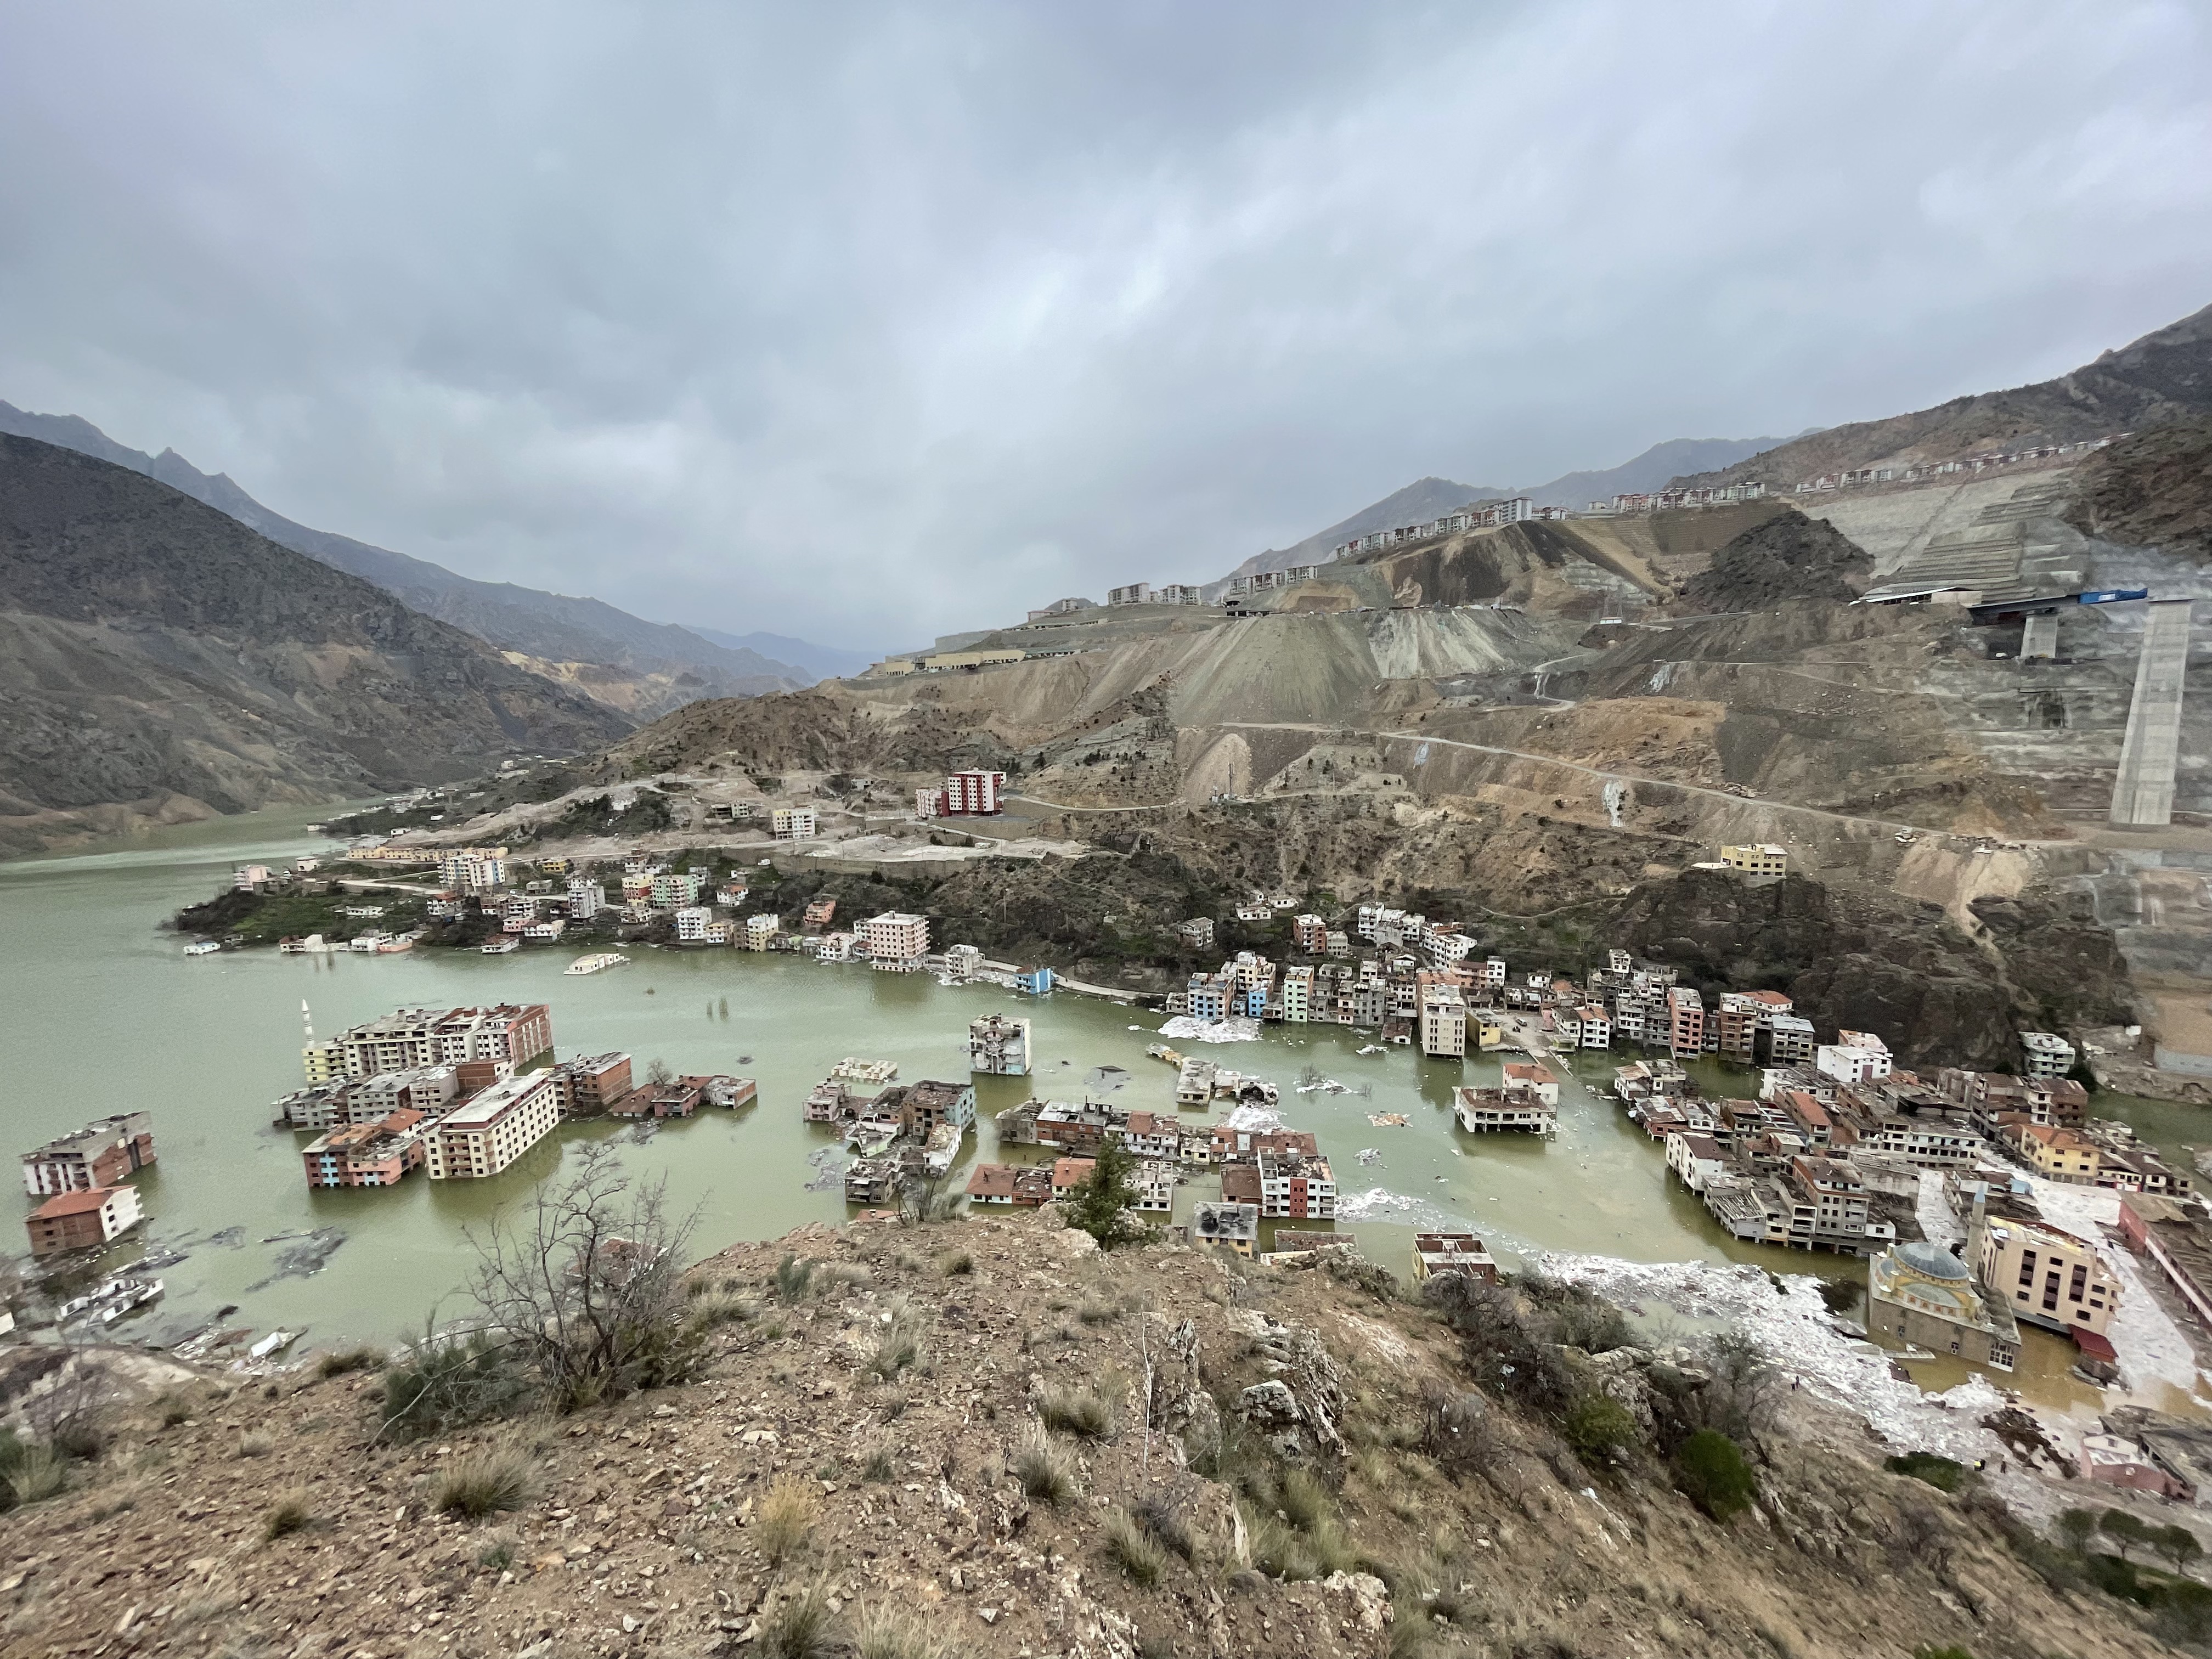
3;805;2202;1380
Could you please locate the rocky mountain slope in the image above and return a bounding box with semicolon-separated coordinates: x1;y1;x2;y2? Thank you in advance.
0;1212;2183;1659
0;402;816;712
1671;509;1872;612
1673;301;2212;492
0;433;631;855
2063;414;2212;561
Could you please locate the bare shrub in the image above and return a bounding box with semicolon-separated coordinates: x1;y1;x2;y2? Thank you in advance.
314;1345;383;1379
465;1143;702;1413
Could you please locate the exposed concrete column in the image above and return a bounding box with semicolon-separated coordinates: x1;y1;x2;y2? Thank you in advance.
2108;598;2193;827
2019;612;2058;661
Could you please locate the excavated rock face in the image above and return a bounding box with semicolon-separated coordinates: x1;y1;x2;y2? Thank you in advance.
1609;867;2133;1068
1672;508;1872;612
1968;888;2137;1030
2063;414;2212;560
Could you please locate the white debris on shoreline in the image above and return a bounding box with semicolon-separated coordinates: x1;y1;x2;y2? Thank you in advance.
1532;1252;2017;1471
1915;1170;1966;1247
1157;1015;1261;1043
2026;1177;2208;1402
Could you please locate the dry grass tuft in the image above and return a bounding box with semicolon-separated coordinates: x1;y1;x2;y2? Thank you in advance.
755;1473;822;1566
1102;1505;1169;1587
1039;1380;1113;1438
1012;1423;1074;1505
431;1444;539;1519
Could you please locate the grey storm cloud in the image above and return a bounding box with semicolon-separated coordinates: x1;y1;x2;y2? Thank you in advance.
1;1;2207;649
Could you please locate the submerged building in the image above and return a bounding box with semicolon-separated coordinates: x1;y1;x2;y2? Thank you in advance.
1868;1238;2021;1372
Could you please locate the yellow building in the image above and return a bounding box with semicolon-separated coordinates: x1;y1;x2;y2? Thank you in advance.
1972;1212;2119;1338
1476;1017;1505;1052
1720;843;1789;877
2015;1124;2100;1184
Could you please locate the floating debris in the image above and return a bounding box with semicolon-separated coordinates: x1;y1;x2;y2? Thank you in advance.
1356;1044;1386;1056
246;1227;346;1290
1356;1148;1383;1166
1367;1112;1410;1128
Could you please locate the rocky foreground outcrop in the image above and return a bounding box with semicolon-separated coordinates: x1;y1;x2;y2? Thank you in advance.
0;1213;2180;1659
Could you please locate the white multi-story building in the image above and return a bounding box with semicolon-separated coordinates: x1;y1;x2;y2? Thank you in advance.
423;1071;562;1180
816;932;857;962
771;807;818;840
1577;1003;1612;1048
674;906;717;943
2021;1031;2075;1079
567;879;606;919
914;788;944;819
862;911;930;970
1816;1030;1893;1085
743;913;777;951
1107;583;1152;605
1256;1150;1336;1219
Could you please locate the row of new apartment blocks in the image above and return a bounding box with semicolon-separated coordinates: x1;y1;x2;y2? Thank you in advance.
1328;496;1552;560
1106;583;1205;606
915;769;1008;817
1583;483;1768;515
1790;436;2120;497
302;1003;554;1082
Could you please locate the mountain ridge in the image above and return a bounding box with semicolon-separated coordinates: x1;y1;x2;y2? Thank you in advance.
0;401;832;701
1668;301;2212;492
0;432;631;855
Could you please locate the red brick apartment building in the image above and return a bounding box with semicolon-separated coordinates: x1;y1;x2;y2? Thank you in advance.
21;1113;156;1196
301;1109;428;1188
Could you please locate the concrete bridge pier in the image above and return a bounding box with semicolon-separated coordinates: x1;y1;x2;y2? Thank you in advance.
2108;598;2193;827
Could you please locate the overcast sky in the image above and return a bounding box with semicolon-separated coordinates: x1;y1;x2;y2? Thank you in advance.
2;3;2207;651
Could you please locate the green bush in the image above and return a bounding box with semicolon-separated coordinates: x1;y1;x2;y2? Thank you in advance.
1673;1429;1757;1521
379;1329;534;1437
1563;1395;1640;1464
1885;1452;1966;1493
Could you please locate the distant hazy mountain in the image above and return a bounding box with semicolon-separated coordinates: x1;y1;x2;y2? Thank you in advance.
1669;301;2212;491
1224;436;1789;585
689;627;877;682
0;402;826;700
0;433;630;854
